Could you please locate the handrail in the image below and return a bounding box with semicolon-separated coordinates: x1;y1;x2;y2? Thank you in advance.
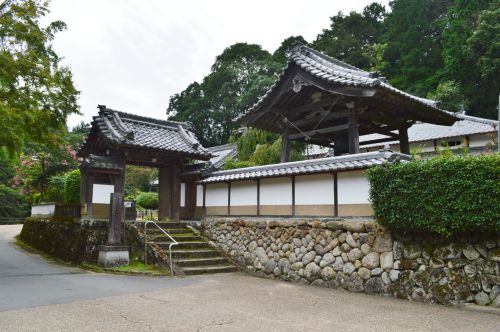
144;220;178;275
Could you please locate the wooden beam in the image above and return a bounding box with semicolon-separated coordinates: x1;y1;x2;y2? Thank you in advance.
280;121;290;163
256;179;260;216
399;126;410;154
290;109;351;128
360;137;399;146
171;166;181;222
288;123;349;140
333;173;338;217
348;110;360;154
291;176;295;216
227;182;231;216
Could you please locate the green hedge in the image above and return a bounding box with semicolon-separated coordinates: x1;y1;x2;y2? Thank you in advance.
136;192;158;210
366;154;500;236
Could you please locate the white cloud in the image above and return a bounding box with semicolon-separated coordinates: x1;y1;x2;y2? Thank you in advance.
46;0;389;128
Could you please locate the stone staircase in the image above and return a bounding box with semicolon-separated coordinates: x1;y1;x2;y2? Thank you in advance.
144;221;238;275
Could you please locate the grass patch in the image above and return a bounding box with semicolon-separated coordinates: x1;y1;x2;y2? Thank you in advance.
15;236;169;277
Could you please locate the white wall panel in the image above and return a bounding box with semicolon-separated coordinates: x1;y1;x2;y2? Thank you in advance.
295;174;334;205
180;183;186;207
196;185;204;207
231;181;257;206
31;204;56;216
92;184;114;204
260;177;292;205
469;134;493;147
337;170;370;204
206;183;228;207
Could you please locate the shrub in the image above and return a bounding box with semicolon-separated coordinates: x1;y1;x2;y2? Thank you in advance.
0;184;29;218
367;154;500;236
46;175;66;203
64;169;80;203
136;192;158;210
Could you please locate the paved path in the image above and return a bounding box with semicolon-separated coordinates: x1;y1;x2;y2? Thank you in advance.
0;225;198;311
0;225;498;331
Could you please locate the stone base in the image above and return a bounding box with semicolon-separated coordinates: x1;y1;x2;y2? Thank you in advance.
98;245;130;268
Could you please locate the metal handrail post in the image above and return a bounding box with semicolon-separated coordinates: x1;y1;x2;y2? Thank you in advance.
144;220;178;275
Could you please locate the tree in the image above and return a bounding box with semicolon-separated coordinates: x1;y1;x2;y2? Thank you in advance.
125;165;158;197
312;3;386;70
14;141;78;202
64;169;80;203
272;36;308;64
0;184;29;217
167;43;280;146
0;0;79;154
442;0;499;119
381;0;454;96
136;192;158;210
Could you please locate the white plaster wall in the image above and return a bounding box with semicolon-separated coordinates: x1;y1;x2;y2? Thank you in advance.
31;204;55;216
260;177;292;205
337;170;370;204
295;174;334;205
231;181;257;206
196;185;204;207
469;134;494;147
206;183;228;207
180;183;186;207
92;184;115;204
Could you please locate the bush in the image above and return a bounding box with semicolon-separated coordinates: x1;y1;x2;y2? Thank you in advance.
46;175;66;203
0;184;30;218
367;154;500;236
136;192;158;210
64;169;80;203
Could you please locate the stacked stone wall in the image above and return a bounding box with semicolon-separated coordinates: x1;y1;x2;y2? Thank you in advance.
203;217;500;307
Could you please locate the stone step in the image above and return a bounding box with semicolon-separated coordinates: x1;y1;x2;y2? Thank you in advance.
171;249;223;259
142;221;188;229
148;234;198;242
145;228;192;234
152;241;212;250
175;257;230;267
182;264;239;275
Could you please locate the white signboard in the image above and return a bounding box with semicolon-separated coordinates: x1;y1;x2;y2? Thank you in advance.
92;184;115;204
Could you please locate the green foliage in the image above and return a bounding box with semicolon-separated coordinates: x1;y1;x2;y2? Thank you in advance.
167;43;281;147
442;0;499;119
367;154;500;236
0;184;29;217
313;2;386;70
0;0;79;154
428;80;469;113
0;148;14;185
125;165;158;197
136;192;159;210
64;169;80;203
45;175;66;203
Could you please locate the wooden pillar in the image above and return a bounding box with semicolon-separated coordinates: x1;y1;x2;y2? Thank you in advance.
399;126;410;155
171;166;181;222
185;181;197;219
280;122;290;163
158;165;181;221
348;110;360;154
158;167;172;220
333;172;338;217
84;173;94;218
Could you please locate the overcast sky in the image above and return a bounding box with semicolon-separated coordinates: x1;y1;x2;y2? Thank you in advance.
47;0;389;128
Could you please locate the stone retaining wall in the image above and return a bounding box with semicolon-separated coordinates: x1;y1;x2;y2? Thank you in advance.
19;218;143;264
203;217;500;307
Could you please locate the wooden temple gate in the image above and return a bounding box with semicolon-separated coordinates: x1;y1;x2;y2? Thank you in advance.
78;105;211;221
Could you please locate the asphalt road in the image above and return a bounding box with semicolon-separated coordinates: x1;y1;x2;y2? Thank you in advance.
0;225;498;331
0;225;198;311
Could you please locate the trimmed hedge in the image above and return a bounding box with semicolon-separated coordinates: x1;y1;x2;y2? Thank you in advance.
366;154;500;236
136;192;158;210
64;169;80;203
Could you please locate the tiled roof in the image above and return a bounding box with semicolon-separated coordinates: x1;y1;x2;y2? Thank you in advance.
80;106;211;160
198;150;410;184
360;113;498;148
206;144;238;169
241;45;456;125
